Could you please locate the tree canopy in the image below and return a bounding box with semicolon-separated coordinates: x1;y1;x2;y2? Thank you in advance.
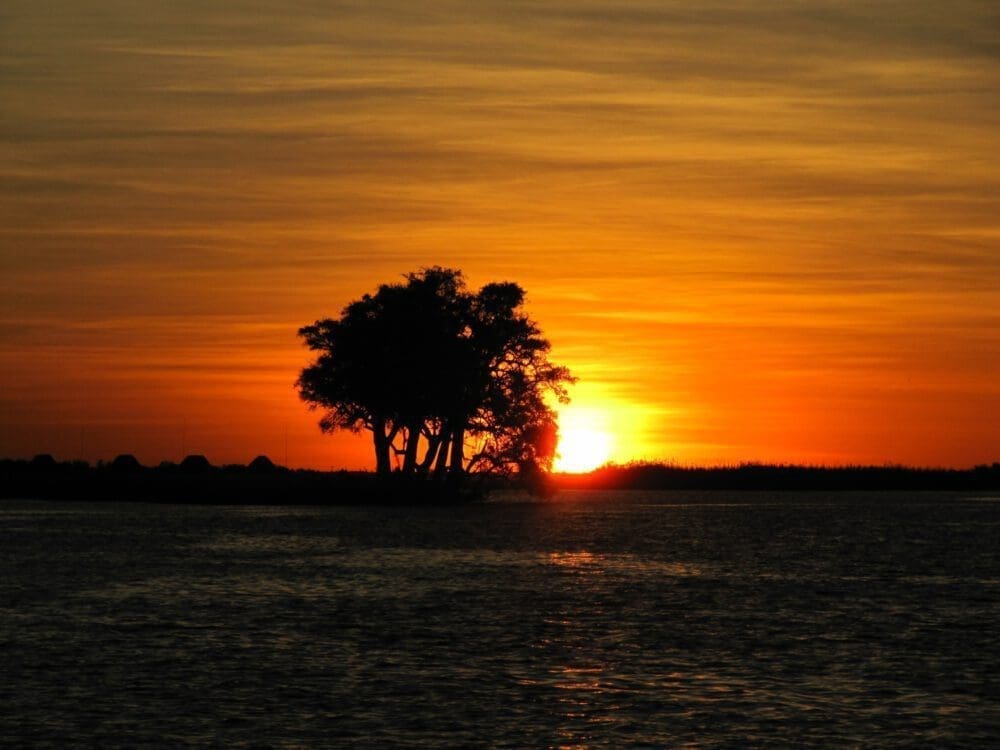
297;268;574;485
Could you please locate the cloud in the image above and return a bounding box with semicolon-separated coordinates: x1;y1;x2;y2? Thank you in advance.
1;0;997;466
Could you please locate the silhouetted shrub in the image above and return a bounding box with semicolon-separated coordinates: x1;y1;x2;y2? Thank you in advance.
179;455;213;473
249;455;277;473
112;454;143;472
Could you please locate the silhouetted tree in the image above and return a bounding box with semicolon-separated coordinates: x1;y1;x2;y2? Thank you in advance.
297;268;573;484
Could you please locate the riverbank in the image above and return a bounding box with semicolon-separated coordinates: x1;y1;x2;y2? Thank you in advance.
2;456;997;503
0;457;484;504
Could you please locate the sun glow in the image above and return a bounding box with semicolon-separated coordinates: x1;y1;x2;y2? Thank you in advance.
554;407;614;473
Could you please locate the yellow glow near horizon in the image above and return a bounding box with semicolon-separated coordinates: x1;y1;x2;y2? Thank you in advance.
555;427;612;473
554;406;614;473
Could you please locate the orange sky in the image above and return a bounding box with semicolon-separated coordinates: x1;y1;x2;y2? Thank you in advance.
2;1;998;469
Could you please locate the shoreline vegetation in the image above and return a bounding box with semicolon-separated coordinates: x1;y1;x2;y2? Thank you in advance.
2;455;998;504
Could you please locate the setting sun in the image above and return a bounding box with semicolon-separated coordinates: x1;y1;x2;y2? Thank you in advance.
555;407;614;473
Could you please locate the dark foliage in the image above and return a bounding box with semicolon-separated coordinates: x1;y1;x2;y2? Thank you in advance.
297;267;574;485
0;458;490;505
556;461;1000;492
2;458;996;506
111;454;143;472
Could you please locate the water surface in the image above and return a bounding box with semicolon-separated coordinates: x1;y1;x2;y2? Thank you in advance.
2;491;998;747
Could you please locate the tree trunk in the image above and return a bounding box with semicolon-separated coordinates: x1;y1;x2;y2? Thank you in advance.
373;417;391;478
402;418;422;474
449;423;465;476
419;431;442;475
433;424;452;479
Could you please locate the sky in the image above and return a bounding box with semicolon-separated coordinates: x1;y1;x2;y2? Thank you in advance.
2;0;998;469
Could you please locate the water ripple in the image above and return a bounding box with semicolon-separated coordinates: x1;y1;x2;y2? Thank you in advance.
2;493;998;747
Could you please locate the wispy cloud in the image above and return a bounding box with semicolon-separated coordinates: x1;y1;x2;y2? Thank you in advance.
1;0;997;465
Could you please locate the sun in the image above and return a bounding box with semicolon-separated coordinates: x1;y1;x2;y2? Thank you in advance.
554;405;615;473
555;426;612;473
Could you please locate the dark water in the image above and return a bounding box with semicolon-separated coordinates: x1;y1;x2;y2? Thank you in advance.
2;491;999;748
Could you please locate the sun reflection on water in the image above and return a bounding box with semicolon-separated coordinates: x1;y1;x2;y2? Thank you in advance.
544;549;623;746
547;550;704;578
538;549;715;745
547;550;602;569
